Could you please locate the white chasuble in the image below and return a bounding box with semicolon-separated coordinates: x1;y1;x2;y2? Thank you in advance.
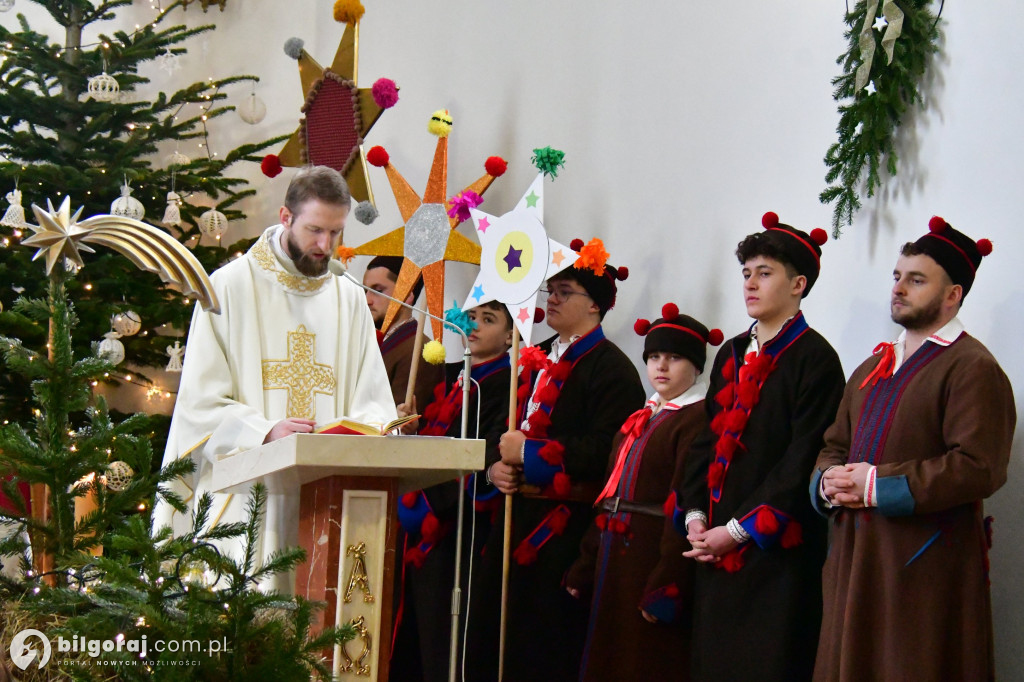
153;226;397;592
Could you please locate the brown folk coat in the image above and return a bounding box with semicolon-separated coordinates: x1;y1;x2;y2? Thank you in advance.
813;333;1016;682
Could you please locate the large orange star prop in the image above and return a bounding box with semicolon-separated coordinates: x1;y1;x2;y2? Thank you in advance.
352;111;507;341
272;5;397;204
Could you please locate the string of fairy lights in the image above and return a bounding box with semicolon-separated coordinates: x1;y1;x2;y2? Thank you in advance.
0;0;257;402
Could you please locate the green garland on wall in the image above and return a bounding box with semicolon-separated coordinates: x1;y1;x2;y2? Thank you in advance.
821;0;942;237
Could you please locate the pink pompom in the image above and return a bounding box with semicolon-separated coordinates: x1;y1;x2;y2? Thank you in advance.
762;211;780;229
928;216;947;233
366;146;389;167
371;78;399;109
260;154;283;178
485;156;508;177
810;228;828;246
569;238;584;251
661;302;679;320
634;318;651;336
976;238;993;256
708;328;724;346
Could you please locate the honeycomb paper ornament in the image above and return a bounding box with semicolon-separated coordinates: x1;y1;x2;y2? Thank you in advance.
98;331;125;365
1;188;25;228
199;208;228;239
87;72;120;102
238;92;267;125
112;310;142;336
111;182;144;220
165;150;191;168
104;461;135;492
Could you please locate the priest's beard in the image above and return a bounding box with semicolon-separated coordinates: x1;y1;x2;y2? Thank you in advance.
284;229;330;277
891;291;944;331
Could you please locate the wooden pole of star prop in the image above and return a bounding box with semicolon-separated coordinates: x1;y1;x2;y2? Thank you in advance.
19;197;219;577
498;326;521;680
404;310;427;408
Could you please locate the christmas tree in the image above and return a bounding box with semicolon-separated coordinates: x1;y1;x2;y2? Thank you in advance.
0;0;287;424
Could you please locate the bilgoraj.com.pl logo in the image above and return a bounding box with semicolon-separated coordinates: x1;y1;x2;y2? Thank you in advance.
9;628;229;670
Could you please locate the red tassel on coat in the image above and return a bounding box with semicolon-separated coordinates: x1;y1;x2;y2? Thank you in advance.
754;507;779;536
781;520;803;548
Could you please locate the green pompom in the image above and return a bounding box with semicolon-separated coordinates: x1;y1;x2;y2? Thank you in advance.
531;146;566;178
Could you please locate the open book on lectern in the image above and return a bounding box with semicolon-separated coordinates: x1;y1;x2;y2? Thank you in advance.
314;414;420;436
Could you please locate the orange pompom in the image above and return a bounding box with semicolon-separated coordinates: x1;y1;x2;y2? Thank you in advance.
708;328;724;346
573;238;610;276
366;145;389;167
634;318;651;336
928;215;947;233
754;508;779;535
810;228;828;246
485;156;508;177
762;211;780;229
333;0;365;24
335;244;356;265
976;238;993;256
661;302;679;320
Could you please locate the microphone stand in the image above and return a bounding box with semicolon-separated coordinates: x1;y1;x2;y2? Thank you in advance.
329;260;472;682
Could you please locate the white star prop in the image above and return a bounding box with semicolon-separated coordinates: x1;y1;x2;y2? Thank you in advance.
462;173;573;346
872;14;888;32
865;81;877;95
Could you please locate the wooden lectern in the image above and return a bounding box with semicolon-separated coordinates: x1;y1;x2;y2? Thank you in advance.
211;433;485;681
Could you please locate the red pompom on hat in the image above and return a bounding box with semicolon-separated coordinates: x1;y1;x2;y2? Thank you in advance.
762;211;780;229
977;238;993;257
661;302;679;320
616;266;629;281
928;215;948;233
640;304;716;371
810;228;828;246
634;319;652;336
260;154;283;178
569;238;585;251
534;308;545;324
707;329;724;346
485;156;508;177
757;211;825;297
366;145;390;167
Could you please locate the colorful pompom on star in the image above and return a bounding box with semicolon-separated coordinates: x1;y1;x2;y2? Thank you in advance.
532;146;566;178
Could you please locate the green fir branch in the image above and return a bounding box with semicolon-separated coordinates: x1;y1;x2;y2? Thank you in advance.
820;0;941;237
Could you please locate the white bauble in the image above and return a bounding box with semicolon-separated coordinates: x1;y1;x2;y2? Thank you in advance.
238;92;267;125
112;310;141;336
111;183;144;220
98;332;125;365
104;461;135;492
87;72;119;102
198;208;228;239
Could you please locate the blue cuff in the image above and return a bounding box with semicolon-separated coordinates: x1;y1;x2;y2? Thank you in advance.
738;506;785;550
467;473;501;502
875;475;915;516
642;595;678;625
809;469;831;517
397;492;429;533
522;438;561;486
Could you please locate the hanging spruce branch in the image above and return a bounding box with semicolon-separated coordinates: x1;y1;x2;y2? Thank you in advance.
820;0;941;237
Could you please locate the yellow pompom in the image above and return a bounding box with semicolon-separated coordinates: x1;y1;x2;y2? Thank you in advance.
427;109;453;138
333;0;365;24
422;339;447;365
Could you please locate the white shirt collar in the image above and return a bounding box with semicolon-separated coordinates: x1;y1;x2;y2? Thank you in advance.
549;334;582;363
892;316;965;370
648;379;707;413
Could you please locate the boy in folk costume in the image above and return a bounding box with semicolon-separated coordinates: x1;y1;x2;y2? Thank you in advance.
390;302;514;682
679;212;846;681
812;218;1015;681
564;305;722;682
467;238;645;682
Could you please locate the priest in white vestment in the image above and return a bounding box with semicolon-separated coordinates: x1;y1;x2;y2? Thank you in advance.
153;167;397;592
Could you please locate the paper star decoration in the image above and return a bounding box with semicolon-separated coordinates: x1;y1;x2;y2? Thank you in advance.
271;7;397;204
872;14;888;31
22;197;220;312
352;112;507;341
462;173;574;346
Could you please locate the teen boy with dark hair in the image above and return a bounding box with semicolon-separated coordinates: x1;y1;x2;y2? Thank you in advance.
677;212;846;681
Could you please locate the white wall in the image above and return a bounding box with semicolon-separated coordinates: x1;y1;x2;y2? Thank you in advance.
9;0;1023;676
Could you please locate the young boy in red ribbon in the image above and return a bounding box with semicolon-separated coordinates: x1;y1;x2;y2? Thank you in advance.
565;304;721;682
